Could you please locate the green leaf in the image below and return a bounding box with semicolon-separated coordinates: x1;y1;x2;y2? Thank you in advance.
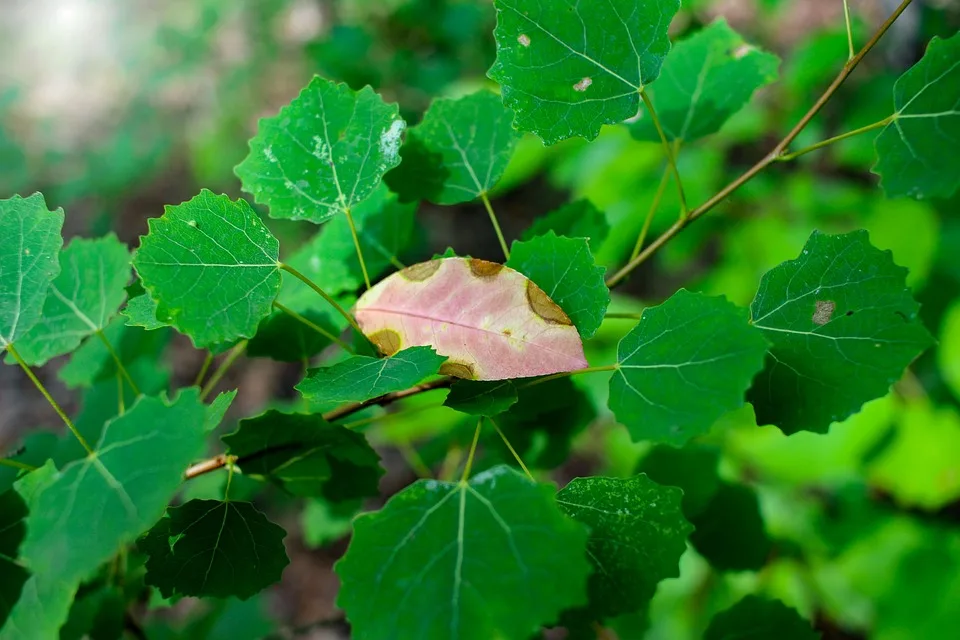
133;190;281;348
205;389;237;432
630;19;779;143
747;230;934;434
705;595;820;640
444;380;518;416
873;32;960;199
0;193;64;350
139;499;289;600
234;77;405;223
336;465;591;639
122;293;167;330
11;235;131;365
0;432;59;493
246;306;342;362
507;231;609;339
222;410;383;500
19;389;207;584
296;346;447;404
384;90;521;204
301;499;359;548
636;443;721;518
57;316;170;389
0;490;29;630
59;586;125;640
688;482;771;572
556;475;691;619
522;199;609;249
488;0;680;144
281;185;417;305
609;290;769;445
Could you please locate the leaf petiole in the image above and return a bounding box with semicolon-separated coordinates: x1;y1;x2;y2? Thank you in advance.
0;457;37;472
279;263;365;336
460;419;483;484
96;329;141;396
488;417;533;481
6;343;94;455
273;300;354;353
523;363;619;388
480;191;511;261
200;341;247;401
193;351;214;387
640;89;687;214
343;207;372;290
843;0;855;60
629;165;671;262
776;115;894;162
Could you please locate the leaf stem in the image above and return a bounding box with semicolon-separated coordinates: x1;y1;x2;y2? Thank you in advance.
397;440;432;479
200;341;247;401
488;417;533;481
605;0;913;288
523;363;619;388
96;329;141;395
117;371;125;415
604;312;644;320
343;207;372;290
629;165;671;261
843;0;855;60
460;419;483;484
7;343;93;455
342;402;438;430
279;263;364;336
776;115;894;162
480;191;511;260
273;300;354;353
193;352;214;388
640;90;687;215
0;458;36;472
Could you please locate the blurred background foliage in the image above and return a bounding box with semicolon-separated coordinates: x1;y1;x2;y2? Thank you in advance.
1;0;959;638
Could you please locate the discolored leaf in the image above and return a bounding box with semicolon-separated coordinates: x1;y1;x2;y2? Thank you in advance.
747;231;934;434
133;190;281;348
444;380;518;416
355;258;588;380
297;347;447;405
384;90;521;204
873;32;960;199
20;389;207;584
609;290;769;445
235;77;405;223
507;231;609;339
630;19;779;143
0;193;63;350
336;465;591;640
11;235;131;365
222;410;383;500
522;199;610;249
488;0;680;144
556;475;691;619
140;499;289;600
705;595;819;640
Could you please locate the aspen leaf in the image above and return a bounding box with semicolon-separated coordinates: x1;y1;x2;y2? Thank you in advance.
355;257;588;380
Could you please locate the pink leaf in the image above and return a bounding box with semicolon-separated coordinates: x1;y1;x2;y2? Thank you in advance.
355;258;588;380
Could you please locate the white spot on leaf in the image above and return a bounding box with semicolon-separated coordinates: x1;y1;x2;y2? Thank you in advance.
732;44;753;60
379;119;405;162
573;77;593;92
518;34;531;47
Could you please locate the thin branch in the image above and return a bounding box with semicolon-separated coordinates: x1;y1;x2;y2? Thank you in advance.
606;0;913;288
96;329;141;395
273;300;354;352
343;207;372;290
640;90;687;214
184;377;454;480
480;191;511;260
200;340;247;401
279;263;364;335
7;343;93;455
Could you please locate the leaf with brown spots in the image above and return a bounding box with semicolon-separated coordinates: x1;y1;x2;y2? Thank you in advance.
354;258;588;380
748;230;934;434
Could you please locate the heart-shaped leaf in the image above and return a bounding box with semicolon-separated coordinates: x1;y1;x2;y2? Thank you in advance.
354;258;588;380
